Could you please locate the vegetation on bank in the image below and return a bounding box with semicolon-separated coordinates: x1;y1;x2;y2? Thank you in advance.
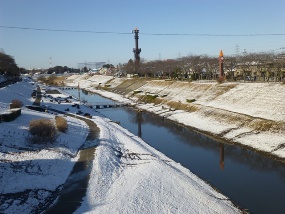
37;75;67;86
0;52;21;78
103;77;284;133
28;116;68;144
55;116;68;133
29;118;57;144
122;52;285;82
10;99;24;108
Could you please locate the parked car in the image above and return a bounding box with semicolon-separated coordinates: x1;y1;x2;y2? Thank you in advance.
41;105;51;109
83;113;92;118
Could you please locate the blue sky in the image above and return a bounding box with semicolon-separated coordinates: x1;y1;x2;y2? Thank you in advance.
1;0;284;69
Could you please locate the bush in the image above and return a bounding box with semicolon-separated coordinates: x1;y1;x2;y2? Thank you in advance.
10;99;23;108
133;90;142;95
29;118;57;144
143;94;158;103
55;116;68;133
186;99;196;103
37;75;46;83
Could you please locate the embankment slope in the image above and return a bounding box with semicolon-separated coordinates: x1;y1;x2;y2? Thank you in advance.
65;75;285;160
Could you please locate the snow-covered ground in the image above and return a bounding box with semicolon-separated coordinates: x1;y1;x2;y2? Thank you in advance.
76;115;240;214
0;79;89;213
65;75;285;160
0;78;241;213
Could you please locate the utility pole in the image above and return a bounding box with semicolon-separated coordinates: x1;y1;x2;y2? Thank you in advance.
78;82;80;105
49;57;52;68
132;28;141;65
236;44;240;56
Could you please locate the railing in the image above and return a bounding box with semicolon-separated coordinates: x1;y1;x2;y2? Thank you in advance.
86;101;127;109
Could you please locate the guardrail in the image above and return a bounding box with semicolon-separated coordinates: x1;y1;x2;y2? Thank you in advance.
87;102;127;109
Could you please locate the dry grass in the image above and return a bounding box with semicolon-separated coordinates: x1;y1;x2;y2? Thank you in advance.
166;101;199;112
55;116;68;133
143;94;158;103
29;118;57;143
10;99;23;108
39;75;67;86
186;98;196;103
153;98;165;105
248;120;285;132
133;90;143;95
53;76;67;86
213;83;237;97
199;107;251;125
199;107;285;133
216;76;225;84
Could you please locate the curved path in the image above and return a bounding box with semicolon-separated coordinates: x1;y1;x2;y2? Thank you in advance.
31;86;100;213
45;114;100;213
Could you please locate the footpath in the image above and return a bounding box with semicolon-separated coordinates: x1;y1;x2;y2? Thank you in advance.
30;85;100;213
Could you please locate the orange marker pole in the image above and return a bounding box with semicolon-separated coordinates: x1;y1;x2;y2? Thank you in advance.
219;50;224;78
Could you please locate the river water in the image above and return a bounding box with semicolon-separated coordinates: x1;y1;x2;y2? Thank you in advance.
67;89;285;214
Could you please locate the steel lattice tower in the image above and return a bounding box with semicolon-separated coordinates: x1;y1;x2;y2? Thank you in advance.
132;28;141;64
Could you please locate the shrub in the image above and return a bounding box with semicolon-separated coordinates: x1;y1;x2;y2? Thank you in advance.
133;90;142;95
10;99;23;108
29;118;57;144
37;75;47;83
144;94;158;103
186;99;196;103
55;116;68;133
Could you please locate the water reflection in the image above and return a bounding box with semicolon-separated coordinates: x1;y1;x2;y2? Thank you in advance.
110;108;285;214
220;143;224;170
65;88;285;214
136;110;143;138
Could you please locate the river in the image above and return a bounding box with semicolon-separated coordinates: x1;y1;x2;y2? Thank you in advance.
66;88;285;214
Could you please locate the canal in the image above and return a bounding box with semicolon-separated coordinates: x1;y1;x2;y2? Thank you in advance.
67;89;285;214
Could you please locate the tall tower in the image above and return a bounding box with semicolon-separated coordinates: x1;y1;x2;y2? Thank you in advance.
219;50;224;77
132;28;141;65
49;57;52;68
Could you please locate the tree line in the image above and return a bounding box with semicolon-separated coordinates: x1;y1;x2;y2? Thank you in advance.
0;52;20;77
122;52;285;81
47;66;80;74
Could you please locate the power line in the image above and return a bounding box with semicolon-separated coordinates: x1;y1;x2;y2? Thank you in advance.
1;25;285;37
0;25;131;35
141;32;285;37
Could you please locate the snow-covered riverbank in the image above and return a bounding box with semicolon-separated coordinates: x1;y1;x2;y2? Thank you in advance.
0;79;241;212
76;115;241;214
64;74;285;161
0;80;89;213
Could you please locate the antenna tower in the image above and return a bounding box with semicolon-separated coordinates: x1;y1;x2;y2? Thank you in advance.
132;28;141;65
236;44;240;55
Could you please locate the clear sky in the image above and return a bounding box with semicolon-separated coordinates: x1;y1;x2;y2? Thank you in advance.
1;0;284;69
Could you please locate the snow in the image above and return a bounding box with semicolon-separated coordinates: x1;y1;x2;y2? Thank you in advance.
1;81;89;212
207;83;285;121
75;116;240;214
0;110;89;194
0;78;241;213
74;76;284;160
